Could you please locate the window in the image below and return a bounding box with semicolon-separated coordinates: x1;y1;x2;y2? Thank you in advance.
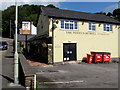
60;20;78;30
89;22;96;31
104;24;112;32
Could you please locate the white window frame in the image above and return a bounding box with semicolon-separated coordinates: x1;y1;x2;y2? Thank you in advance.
103;24;112;32
60;20;78;30
88;22;96;31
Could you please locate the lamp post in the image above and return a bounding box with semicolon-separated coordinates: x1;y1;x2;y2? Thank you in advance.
10;20;11;38
14;0;19;84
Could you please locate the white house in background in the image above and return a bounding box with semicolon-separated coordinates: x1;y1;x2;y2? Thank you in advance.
19;21;37;35
30;22;37;35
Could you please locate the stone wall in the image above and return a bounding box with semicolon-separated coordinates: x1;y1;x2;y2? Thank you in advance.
25;75;34;88
48;44;53;64
110;58;120;63
19;53;36;89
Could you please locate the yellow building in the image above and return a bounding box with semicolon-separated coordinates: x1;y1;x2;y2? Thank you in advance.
36;7;120;63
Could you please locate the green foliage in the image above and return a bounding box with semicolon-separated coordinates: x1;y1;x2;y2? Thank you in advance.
113;9;120;16
96;9;120;21
2;4;58;38
107;12;113;17
95;12;106;15
112;9;120;21
46;4;59;9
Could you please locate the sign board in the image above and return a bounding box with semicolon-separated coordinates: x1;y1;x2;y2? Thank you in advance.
22;21;31;34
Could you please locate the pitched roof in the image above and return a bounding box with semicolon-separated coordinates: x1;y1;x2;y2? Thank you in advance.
41;7;120;24
17;34;36;41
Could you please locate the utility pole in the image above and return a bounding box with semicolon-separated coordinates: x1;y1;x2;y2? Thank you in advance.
51;18;54;64
51;18;57;64
14;0;19;84
10;20;11;38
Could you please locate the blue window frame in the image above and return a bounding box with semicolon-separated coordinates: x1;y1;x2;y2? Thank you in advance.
60;20;78;30
104;24;112;32
61;20;64;28
89;22;96;31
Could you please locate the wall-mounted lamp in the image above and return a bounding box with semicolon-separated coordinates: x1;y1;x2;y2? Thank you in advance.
98;23;101;27
52;24;57;29
56;20;59;24
68;40;71;43
82;22;84;25
118;26;120;29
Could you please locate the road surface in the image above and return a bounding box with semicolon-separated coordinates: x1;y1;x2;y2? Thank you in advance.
35;62;119;89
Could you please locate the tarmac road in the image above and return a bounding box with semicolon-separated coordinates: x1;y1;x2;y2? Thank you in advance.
0;37;25;89
1;38;14;89
36;63;119;89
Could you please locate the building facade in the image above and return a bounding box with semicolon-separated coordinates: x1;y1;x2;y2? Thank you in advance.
36;7;120;63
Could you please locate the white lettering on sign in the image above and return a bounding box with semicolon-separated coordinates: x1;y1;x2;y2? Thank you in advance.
97;56;101;58
22;21;30;30
70;51;72;54
67;57;69;61
67;51;69;54
66;31;109;35
90;59;92;61
64;58;66;61
106;56;109;58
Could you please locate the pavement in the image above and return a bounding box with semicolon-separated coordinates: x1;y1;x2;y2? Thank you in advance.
0;38;25;89
32;62;119;89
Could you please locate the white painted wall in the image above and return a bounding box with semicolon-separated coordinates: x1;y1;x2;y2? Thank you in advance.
31;24;37;35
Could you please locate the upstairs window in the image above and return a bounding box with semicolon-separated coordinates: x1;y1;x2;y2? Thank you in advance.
60;20;78;30
104;24;112;32
89;22;96;31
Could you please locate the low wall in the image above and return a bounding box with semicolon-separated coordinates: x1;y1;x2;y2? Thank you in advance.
19;53;36;88
110;58;120;63
48;44;53;63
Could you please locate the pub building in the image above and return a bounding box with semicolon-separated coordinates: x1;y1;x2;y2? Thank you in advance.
28;7;120;64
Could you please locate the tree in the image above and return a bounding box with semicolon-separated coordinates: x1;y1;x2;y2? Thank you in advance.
107;12;113;17
112;9;120;21
95;12;106;15
46;4;59;9
2;4;58;38
113;9;120;17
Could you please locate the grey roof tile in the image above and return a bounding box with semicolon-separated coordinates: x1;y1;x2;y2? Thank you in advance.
17;34;36;41
41;7;120;24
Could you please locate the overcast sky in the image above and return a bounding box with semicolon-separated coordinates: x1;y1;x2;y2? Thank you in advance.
1;0;120;10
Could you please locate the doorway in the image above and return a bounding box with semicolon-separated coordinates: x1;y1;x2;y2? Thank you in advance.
63;43;77;61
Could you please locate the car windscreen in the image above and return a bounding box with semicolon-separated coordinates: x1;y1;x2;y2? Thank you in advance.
0;42;2;46
2;41;8;45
